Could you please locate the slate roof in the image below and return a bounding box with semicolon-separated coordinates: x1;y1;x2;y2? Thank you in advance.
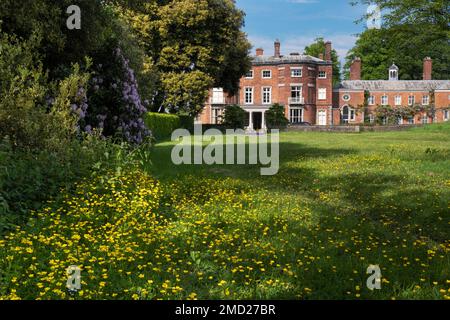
336;80;450;92
251;54;331;66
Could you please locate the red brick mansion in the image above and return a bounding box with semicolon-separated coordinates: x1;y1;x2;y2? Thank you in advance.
199;40;450;129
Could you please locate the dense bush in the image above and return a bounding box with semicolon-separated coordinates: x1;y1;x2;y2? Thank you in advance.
0;32;90;152
145;113;181;140
222;105;246;129
266;103;289;129
82;45;150;144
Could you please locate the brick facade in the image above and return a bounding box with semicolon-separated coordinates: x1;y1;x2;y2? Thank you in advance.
199;40;449;128
334;57;449;125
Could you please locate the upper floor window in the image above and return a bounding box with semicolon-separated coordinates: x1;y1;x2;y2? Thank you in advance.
342;94;351;102
381;95;388;105
245;70;254;79
408;95;415;105
422;95;430;105
262;87;272;104
318;71;327;79
368;96;375;105
318;88;327;100
211;88;224;104
395;95;402;106
244;87;253;104
262;70;272;79
291;68;302;78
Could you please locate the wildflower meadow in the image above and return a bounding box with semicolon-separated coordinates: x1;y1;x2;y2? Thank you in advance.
1;124;449;300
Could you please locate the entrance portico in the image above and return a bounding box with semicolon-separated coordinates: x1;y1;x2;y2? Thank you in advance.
244;106;268;131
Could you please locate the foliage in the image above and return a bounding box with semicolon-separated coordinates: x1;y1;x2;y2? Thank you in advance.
373;102;436;125
145;113;181;140
117;0;252;116
222;105;246;129
0;0;114;74
0;133;152;234
0;32;90;152
346;0;449;80
304;37;341;86
83;46;150;144
265;104;289;129
178;114;195;133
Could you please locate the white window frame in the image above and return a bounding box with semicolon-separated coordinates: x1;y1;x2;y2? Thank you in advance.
444;110;449;121
421;114;428;124
318;88;327;100
212;108;224;124
211;88;224;104
262;86;272;105
368;96;375;105
422;95;430;105
290;67;302;78
395;95;402;106
318;71;327;79
244;87;254;105
350;109;356;121
262;70;272;79
408;95;415;106
369;114;375;123
381;95;388;106
408;116;414;124
289;107;303;123
245;70;254;79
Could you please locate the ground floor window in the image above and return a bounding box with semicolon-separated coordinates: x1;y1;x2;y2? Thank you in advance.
341;106;355;123
212;108;224;124
396;116;403;125
421;114;428;124
369;114;375;123
407;116;414;124
444;110;449;121
290;108;303;123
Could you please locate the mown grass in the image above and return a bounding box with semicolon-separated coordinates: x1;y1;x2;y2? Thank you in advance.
0;124;449;300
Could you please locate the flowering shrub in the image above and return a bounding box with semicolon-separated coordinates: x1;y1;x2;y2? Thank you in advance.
80;47;150;144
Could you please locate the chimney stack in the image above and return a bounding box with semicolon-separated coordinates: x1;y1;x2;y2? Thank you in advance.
256;48;264;56
325;41;332;62
274;39;281;58
423;57;432;80
350;57;362;80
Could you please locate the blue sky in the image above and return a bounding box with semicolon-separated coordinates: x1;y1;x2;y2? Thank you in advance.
235;0;369;63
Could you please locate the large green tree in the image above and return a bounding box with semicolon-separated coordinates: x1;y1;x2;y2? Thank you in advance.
118;0;252;116
346;0;449;80
304;37;341;86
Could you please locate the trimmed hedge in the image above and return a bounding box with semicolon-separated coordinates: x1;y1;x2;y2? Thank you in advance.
145;113;181;140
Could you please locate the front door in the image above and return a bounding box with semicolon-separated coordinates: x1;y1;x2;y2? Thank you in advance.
252;112;262;130
318;110;327;126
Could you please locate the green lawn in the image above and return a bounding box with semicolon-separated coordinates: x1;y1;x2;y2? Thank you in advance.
1;124;449;300
147;124;450;299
